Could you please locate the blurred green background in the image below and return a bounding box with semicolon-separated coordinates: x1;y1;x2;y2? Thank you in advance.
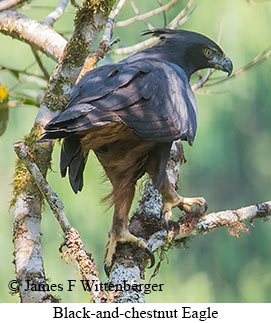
0;0;270;302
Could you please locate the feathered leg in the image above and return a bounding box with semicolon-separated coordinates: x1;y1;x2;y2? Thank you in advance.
103;182;154;274
146;143;207;228
158;175;207;227
95;141;156;275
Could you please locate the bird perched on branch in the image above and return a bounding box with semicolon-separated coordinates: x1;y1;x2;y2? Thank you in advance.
41;29;233;274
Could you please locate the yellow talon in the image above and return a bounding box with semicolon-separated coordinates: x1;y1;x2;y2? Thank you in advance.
104;230;155;276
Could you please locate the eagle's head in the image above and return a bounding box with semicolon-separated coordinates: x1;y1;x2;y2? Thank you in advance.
144;29;233;78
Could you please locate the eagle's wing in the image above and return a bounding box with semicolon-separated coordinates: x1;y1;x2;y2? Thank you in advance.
44;58;198;145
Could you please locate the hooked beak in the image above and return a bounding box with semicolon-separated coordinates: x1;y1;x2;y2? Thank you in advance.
220;56;233;76
211;55;233;76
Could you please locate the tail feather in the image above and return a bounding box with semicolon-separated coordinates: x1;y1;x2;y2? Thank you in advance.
60;136;88;193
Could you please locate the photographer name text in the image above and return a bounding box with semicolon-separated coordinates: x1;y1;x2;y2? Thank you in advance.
22;279;164;295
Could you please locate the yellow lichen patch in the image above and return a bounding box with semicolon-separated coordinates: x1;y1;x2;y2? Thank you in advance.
10;123;51;209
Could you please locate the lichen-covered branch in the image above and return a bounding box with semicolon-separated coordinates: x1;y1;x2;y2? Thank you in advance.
148;201;271;256
13;142;71;233
0;10;67;62
11;0;117;303
13;141;109;303
11;125;55;303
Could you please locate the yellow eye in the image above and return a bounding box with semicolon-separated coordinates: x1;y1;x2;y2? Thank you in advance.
204;48;212;58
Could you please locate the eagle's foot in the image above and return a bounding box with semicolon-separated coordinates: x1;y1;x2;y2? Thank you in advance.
162;196;207;230
104;230;155;276
178;196;208;215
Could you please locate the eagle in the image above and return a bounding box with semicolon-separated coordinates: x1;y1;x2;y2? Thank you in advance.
41;29;233;273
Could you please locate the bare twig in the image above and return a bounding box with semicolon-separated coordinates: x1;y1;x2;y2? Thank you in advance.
102;0;127;43
129;0;139;15
146;200;271;279
168;0;195;28
31;47;50;81
114;36;158;55
43;0;69;26
112;0;128;17
113;0;195;55
0;10;67;62
191;201;271;237
192;69;213;91
115;0;178;27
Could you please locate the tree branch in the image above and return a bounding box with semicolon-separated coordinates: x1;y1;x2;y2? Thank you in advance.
43;0;69;26
0;10;67;62
13;141;110;303
168;0;195;29
113;0;195;55
115;0;178;27
14;142;71;233
30;47;50;81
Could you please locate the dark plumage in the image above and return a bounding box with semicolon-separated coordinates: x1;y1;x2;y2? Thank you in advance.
41;29;233;272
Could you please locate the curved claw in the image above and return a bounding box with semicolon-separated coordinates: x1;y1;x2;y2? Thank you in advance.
145;246;155;269
164;211;170;233
59;238;67;253
104;264;110;277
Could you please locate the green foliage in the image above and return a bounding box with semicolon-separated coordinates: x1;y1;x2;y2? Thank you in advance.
0;0;270;303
